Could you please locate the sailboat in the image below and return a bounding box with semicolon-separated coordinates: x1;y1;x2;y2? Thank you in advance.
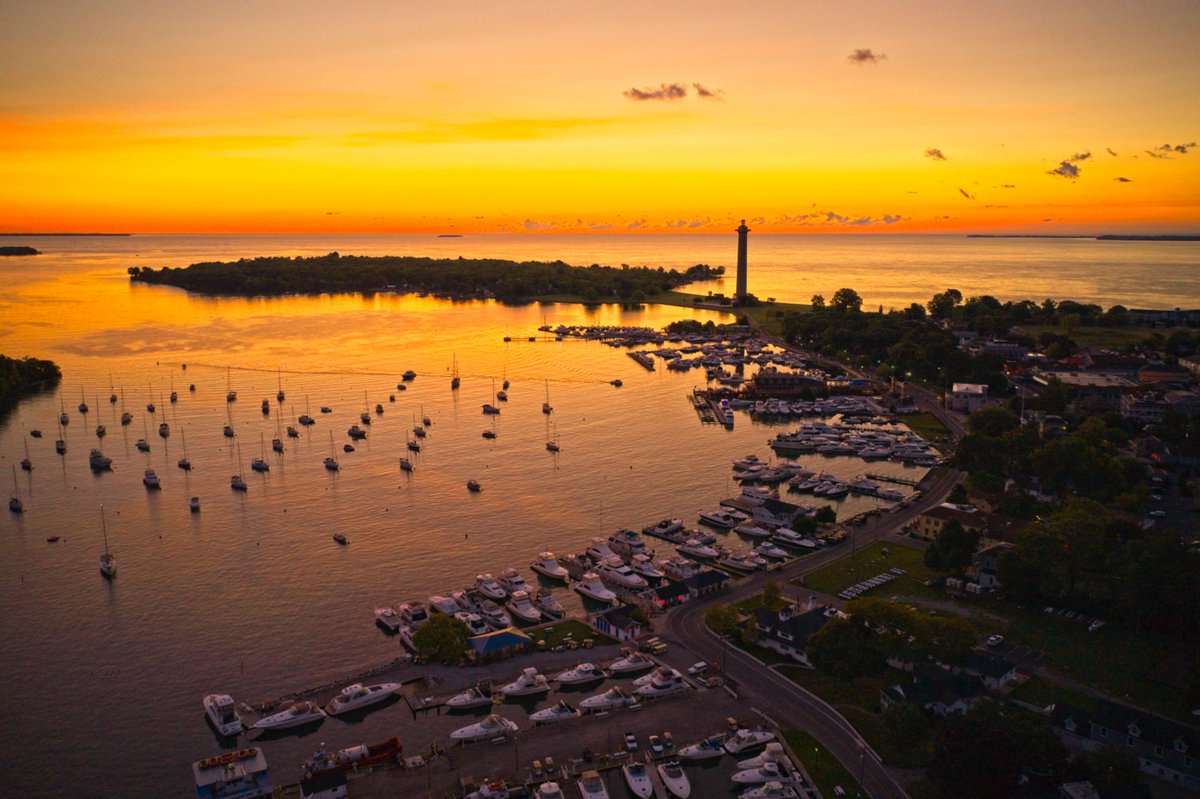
223;402;235;439
99;505;116;577
546;423;560;453
359;391;372;425
231;443;247;491
251;434;269;472
95;395;105;437
59;398;69;426
421;405;431;427
78;386;89;414
21;437;32;471
272;416;284;453
287;405;299;438
56;421;67;455
502;366;509;391
482;379;500;415
169;377;178;404
324;431;339;472
120;388;132;425
412;414;426;439
178;430;192;471
108;374;117;404
226;367;237;403
158;394;169;438
299;396;315;426
146;383;155;413
543;380;553;415
451;354;460;390
137;415;150;452
276;368;285;402
9;465;23;514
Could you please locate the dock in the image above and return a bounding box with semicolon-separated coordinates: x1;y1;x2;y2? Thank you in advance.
627;351;655;370
689;389;719;424
865;472;921;486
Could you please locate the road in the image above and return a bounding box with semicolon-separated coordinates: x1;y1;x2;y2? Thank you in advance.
660;466;962;799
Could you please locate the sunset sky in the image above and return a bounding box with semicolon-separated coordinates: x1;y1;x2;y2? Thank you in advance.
2;0;1198;234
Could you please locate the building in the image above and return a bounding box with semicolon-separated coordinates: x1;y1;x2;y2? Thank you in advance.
972;541;1017;588
592;606;642;642
879;669;984;717
910;503;985;540
752;497;813;529
948;383;988;413
982;339;1030;360
1087;699;1200;792
1138;363;1196;385
955;651;1018;690
684;569;729;598
735;220;749;300
648;580;691;610
750;603;829;666
751;367;826;398
1032;370;1133;414
1122;391;1171;424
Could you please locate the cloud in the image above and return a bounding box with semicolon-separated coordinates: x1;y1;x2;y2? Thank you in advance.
626;219;648;229
1043;218;1053;222
1071;151;1092;162
623;83;688;101
848;48;886;64
825;211;849;224
1106;147;1118;157
1047;160;1081;179
325;211;339;215
997;184;1017;189
1174;142;1197;153
523;219;555;231
692;83;721;99
1113;176;1132;182
958;188;975;200
924;147;947;161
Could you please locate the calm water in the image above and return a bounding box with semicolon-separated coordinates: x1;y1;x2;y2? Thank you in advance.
0;233;1190;797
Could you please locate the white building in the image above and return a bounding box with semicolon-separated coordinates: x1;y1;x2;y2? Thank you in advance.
948;383;988;413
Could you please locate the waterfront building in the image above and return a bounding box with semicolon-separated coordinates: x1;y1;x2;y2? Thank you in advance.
947;383;988;413
750;603;828;665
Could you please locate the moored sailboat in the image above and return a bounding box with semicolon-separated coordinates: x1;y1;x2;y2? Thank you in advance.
99;504;116;577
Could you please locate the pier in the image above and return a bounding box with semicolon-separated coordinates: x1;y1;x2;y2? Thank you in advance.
689;389;719;424
865;472;922;487
627;351;655;370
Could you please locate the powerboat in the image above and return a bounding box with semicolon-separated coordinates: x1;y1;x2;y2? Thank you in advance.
697;509;745;529
446;685;494;710
738;782;799;798
554;662;605;685
635;668;689;697
577;770;609;799
89;449;113;471
455;612;490;636
533;590;564;619
497;567;532;596
737;743;791;770
302;736;403;779
628;554;664;580
753;542;790;560
505;590;543;624
475;573;507;601
579;687;634;712
449;713;518;742
573;573;617;604
643;518;684;537
677;735;727;760
530;552;569;582
771;528;817;549
609;650;655;675
676;539;719;560
718;551;766;573
398;601;430;628
732;762;794;785
498;667;550;697
251;700;326;730
656;761;691;798
466;779;511;799
203;693;243;736
608;528;652;557
657;556;699;581
429;594;466;615
585;537;619;562
535;782;566;798
723;728;776;754
596;559;648;590
622;762;653;799
375;606;404;633
324;682;400;715
733;523;773;539
529;700;579;725
475;600;512;630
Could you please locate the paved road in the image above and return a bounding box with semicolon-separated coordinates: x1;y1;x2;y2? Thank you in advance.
659;465;962;799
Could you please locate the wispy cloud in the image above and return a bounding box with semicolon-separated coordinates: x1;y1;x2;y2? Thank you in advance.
771;211;904;227
1106;147;1118;157
1146;141;1197;158
623;83;688;101
1113;176;1132;182
626;219;648;229
1046;150;1091;179
692;83;721;99
523;219;555;231
996;184;1017;189
958;188;975;200
1071;151;1092;162
924;147;947;161
848;48;886;64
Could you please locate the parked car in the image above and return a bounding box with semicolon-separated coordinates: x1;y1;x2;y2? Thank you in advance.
624;732;638;751
687;661;709;676
986;634;1004;647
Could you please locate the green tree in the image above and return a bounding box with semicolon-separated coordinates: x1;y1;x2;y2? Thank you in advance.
411;614;471;663
924;520;980;574
814;506;837;524
882;702;933;752
810;294;826;309
830;288;864;313
929;702;1022;799
967;406;1020;437
761;577;782;608
1087;745;1141;790
807;617;886;678
705;604;740;636
927;289;963;319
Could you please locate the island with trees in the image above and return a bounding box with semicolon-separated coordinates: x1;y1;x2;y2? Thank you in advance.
0;246;40;256
128;252;724;304
0;355;61;410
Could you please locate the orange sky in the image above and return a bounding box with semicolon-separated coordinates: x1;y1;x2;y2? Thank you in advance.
1;1;1198;234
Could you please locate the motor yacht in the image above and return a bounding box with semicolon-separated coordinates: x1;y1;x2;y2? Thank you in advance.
622;762;653;799
573;572;617;604
733;523;773;539
723;728;776;754
498;667;550;697
608;528;652;557
585;537;619;562
505;590;542;624
467;479;482;492
398;601;429;629
466;779;511;799
697;509;745;529
718;551;766;573
203;693;243;736
89;449;113;471
771;528;816;549
596;559;648;590
475;600;512;630
446;685;494;710
577;769;610;799
475;573;507;601
753;542;790;560
643;518;684;537
657;556;699;581
143;469;161;489
535;782;566;798
374;606;403;633
732;762;795;785
497;567;531;596
251;700;326;730
325;682;401;716
609;650;655;675
656;761;691;798
429;594;466;615
529;552;569;582
533;590;564;619
635;668;689;698
529;700;579;725
738;783;799;799
677;735;727;760
449;713;518;742
554;662;605;685
737;743;790;770
676;539;719;560
454;612;490;636
579;687;634;712
628;553;664;580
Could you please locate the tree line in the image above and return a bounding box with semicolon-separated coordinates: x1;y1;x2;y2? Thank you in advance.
128;253;724;303
0;355;61;410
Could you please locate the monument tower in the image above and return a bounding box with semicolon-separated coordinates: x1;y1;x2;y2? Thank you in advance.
735;219;750;300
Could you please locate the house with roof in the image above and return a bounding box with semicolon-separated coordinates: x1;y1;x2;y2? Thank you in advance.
910;503;985;540
684;569;729;598
468;627;532;662
954;651;1018;690
750;603;829;666
879;669;985;717
972;541;1017;588
591;605;642;642
1087;699;1200;792
948;383;989;413
647;580;691;611
753;497;813;528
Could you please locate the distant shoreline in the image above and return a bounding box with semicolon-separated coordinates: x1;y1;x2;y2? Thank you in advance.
0;246;40;256
968;234;1199;242
0;232;132;237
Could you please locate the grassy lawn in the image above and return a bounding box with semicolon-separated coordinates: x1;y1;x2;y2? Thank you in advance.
840;706;934;769
905;779;948;799
1010;675;1097;712
796;540;938;598
1023;324;1177;350
777;665;888;709
784;729;867;799
527;620;614;650
901;412;954;448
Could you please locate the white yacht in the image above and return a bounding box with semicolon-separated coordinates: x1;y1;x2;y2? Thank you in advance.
505;590;542;624
723;728;776;754
429;594;466;615
737;743;791;770
677;734;728;760
554;662;605;685
455;611;490;636
475;573;507;601
375;606;404;633
656;761;691;798
628;553;664;580
324;682;401;716
697;509;745;528
573;572;617;604
771;528;817;549
529;700;579;725
732;762;795;785
739;783;799;799
203;693;243;736
718;551;766;573
579;687;634;712
533;590;564;619
535;782;566;799
753;541;790;560
622;762;653;799
497;567;532;596
585;537;619;562
596;559;648;590
657;556;700;582
577;770;610;799
498;667;550;697
608;650;655;675
608;528;652;557
676;539;719;560
446;685;494;710
476;600;512;630
449;713;518;742
643;518;684;537
399;601;430;629
529;552;569;582
251;700;326;730
635;668;689;698
733;523;773;539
